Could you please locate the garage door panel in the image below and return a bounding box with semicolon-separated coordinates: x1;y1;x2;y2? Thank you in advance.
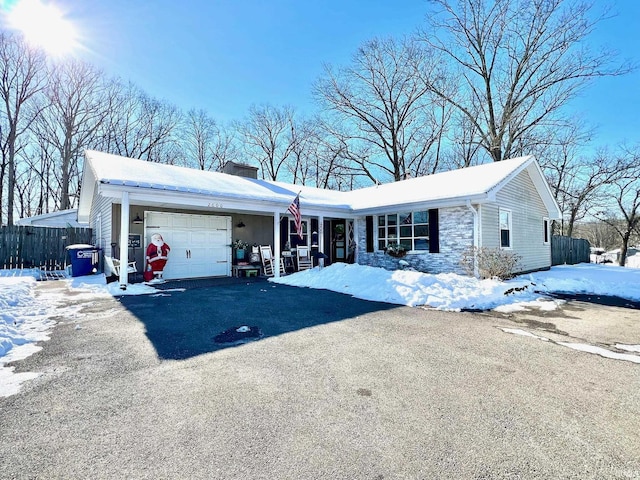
191;231;209;244
190;216;209;229
171;215;190;229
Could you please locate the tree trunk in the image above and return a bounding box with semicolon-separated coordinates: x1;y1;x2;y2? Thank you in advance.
6;126;16;225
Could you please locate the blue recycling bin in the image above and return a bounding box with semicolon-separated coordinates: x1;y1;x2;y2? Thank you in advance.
66;244;101;277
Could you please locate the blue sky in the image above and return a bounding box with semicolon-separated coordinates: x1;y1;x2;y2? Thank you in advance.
8;0;640;149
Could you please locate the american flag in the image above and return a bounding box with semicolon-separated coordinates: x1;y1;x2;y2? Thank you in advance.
288;193;303;239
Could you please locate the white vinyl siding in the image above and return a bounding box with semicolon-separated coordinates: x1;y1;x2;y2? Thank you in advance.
481;169;551;272
90;192;113;251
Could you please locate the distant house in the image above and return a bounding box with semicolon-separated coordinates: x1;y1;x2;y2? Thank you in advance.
78;150;561;287
15;209;87;228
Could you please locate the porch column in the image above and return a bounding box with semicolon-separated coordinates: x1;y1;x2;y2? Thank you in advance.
273;212;281;278
119;191;130;289
318;214;324;257
351;217;357;263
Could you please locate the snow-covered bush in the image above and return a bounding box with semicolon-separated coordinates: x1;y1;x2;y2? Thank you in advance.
460;246;522;280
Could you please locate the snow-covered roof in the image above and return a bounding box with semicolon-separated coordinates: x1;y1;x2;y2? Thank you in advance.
15;209;87;228
78;150;561;222
347;156;544;212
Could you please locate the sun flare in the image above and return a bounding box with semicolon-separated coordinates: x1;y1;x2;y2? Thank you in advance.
5;0;78;56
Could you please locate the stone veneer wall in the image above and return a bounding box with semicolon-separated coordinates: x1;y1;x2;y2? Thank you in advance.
355;206;474;275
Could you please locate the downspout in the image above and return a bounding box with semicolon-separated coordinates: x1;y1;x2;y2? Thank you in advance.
466;200;479;277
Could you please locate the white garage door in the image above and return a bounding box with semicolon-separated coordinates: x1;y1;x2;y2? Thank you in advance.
145;212;231;280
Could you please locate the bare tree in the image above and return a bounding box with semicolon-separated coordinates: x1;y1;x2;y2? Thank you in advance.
181;108;219;170
535;122;603;237
97;81;181;163
420;0;631;162
180;109;238;171
314;37;444;182
31;59;111;210
573;220;620;252
210;123;239;172
314;118;381;190
592;152;640;266
0;32;46;225
237;104;296;181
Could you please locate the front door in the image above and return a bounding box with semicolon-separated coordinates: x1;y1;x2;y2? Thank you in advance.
331;220;346;263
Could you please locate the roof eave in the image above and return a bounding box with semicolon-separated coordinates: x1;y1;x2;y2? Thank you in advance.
351;193;490;215
96;183;354;216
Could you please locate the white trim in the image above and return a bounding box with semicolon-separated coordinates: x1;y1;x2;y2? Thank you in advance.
119;191;130;289
466;201;479;277
543;217;550;245
375;210;431;253
273;212;281;278
499;208;513;250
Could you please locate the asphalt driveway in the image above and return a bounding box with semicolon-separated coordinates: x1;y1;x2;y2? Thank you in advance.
1;278;639;479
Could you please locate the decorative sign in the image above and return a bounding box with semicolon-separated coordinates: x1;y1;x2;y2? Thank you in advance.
128;234;141;248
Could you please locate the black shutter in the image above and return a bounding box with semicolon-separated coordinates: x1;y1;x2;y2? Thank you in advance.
365;216;374;252
429;209;439;253
280;217;288;250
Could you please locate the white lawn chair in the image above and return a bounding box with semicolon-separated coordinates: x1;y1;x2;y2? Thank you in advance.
104;256;137;278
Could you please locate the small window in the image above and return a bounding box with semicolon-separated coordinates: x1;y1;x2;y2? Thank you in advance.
543;218;550;245
499;209;512;249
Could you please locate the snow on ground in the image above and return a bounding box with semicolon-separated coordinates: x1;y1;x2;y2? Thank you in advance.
0;269;163;397
270;262;640;311
1;263;639;397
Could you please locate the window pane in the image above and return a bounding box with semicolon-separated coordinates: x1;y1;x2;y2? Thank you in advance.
499;211;510;229
388;226;397;238
501;230;510;248
400;239;412;250
413;211;428;223
378;216;386;227
387;214;397;226
543;219;549;243
400;226;412;237
414;225;429;237
399;213;412;225
378;227;386;239
414;238;429;250
378;240;386;251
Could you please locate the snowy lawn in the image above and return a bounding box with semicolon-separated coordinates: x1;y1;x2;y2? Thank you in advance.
270;262;640;311
1;263;639;397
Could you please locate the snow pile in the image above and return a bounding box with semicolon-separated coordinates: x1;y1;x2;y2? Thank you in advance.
270;262;640;310
270;263;551;311
0;277;58;397
0;272;161;397
526;263;640;301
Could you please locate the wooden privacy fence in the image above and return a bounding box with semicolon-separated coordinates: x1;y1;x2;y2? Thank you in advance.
551;235;590;266
0;225;93;270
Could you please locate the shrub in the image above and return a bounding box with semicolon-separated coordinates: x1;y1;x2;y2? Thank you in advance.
385;243;407;258
460;246;522;280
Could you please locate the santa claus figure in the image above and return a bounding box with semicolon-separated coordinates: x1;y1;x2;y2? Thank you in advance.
144;233;170;282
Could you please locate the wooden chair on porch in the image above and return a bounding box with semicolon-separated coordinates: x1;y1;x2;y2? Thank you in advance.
296;246;313;271
259;245;285;276
104;256;137;280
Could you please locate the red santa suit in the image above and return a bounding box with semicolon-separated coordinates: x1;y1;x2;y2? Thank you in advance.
144;233;170;281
